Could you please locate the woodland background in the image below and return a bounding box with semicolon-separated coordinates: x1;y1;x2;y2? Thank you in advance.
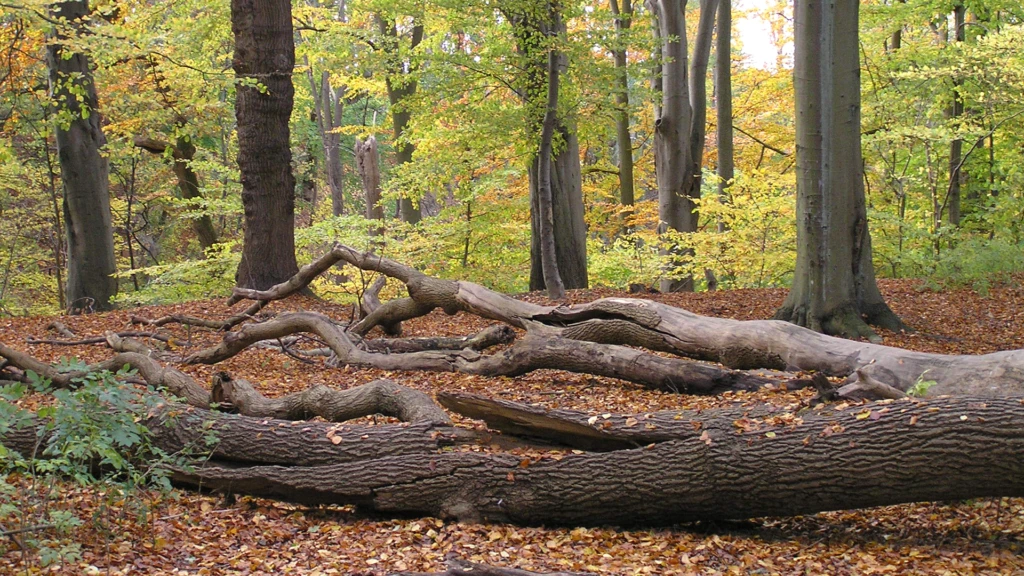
1;0;1022;311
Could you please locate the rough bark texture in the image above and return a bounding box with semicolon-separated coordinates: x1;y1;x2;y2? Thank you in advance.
168;396;1024;526
48;0;117;312
134;136;219;251
775;0;902;340
393;559;590;576
232;0;300;290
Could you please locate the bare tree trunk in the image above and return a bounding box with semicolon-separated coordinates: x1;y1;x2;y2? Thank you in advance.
47;0;117;312
946;3;965;227
379;15;423;224
610;0;635;207
775;0;902;340
536;2;566;300
683;0;720;202
714;0;733;233
355;136;384;234
307;67;346;217
232;0;300;290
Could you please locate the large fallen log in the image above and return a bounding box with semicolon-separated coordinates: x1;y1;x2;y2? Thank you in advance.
392;559;591;576
165;395;1024;526
225;245;1024;397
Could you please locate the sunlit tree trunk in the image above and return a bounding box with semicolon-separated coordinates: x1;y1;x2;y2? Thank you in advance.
47;0;117;312
775;0;902;341
714;0;733;233
308;69;346;217
610;0;635;207
536;1;566;300
232;0;300;290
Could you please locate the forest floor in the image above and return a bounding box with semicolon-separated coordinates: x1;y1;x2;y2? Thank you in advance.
1;278;1023;575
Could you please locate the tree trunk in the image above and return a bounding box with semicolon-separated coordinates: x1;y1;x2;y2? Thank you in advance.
307;68;346;217
536;3;566;300
946;3;965;227
232;0;300;290
134;137;219;252
47;0;117;312
714;0;733;233
610;0;635;207
355;135;384;234
775;0;902;340
649;0;696;292
683;0;719;204
379;15;423;225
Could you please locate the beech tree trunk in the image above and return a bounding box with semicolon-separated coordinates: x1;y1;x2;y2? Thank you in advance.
355;135;384;232
536;3;566;301
714;0;733;233
307;69;346;217
946;3;965;227
508;6;588;292
379;15;423;225
775;0;902;340
610;0;635;207
48;0;118;312
232;0;300;290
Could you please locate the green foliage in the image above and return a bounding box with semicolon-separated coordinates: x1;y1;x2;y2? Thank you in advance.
0;365;210;569
112;242;240;306
907;373;938;398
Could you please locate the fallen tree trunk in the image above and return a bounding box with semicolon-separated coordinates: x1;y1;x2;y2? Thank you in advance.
224;245;1024;397
183;311;775;395
167;395;1024;526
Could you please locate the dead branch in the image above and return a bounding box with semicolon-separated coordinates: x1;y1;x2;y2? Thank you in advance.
130;300;266;331
392;558;592;576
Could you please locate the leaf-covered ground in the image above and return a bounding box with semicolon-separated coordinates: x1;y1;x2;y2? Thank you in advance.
2;279;1023;575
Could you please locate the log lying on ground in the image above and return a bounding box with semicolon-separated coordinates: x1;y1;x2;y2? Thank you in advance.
184;311;775;395
130;300;266;331
392;559;591;576
225;244;1024;397
169;395;1024;525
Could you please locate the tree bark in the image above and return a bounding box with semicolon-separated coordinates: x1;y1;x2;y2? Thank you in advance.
714;0;733;233
610;0;635;207
536;3;566;300
48;0;118;312
393;559;591;576
232;0;301;290
21;395;1009;527
683;0;719;204
355;136;384;233
946;3;965;227
649;0;696;292
775;0;902;340
508;7;588;292
307;68;346;217
378;15;423;224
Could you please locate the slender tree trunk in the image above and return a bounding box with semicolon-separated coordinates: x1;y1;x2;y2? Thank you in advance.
307;67;346;217
47;0;117;312
536;2;566;300
682;0;719;202
714;0;733;233
610;0;635;207
775;0;902;340
379;16;423;225
232;0;300;290
946;3;965;227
